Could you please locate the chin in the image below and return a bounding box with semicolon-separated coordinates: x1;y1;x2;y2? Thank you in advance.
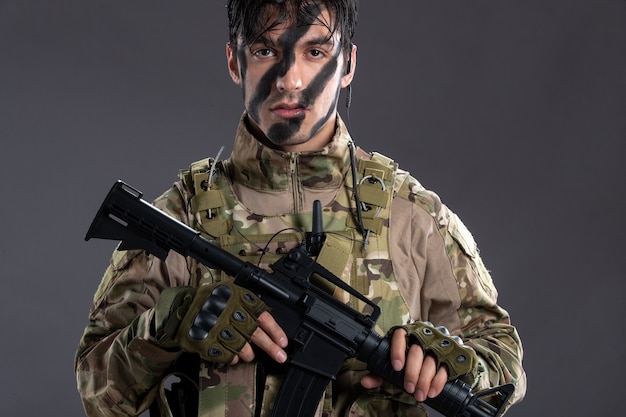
266;121;308;144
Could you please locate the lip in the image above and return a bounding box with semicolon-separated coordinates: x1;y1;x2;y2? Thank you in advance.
271;103;306;119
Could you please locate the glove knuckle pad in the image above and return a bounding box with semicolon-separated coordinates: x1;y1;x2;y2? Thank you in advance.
175;283;268;363
393;322;478;382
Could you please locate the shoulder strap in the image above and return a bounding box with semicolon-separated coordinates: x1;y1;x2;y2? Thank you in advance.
345;152;398;236
179;157;231;238
315;151;399;296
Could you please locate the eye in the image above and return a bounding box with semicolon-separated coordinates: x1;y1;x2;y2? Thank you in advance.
308;49;325;59
253;48;276;58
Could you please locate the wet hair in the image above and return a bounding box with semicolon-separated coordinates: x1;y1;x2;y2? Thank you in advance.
227;0;358;54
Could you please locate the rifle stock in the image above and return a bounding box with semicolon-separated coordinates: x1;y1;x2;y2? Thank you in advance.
86;180;515;417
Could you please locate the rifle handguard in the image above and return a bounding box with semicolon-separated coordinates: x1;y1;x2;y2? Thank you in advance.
391;321;478;385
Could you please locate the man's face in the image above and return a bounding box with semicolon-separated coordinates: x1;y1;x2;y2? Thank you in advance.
227;6;355;152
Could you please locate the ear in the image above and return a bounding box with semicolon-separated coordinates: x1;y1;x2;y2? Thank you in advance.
340;44;357;88
226;42;242;86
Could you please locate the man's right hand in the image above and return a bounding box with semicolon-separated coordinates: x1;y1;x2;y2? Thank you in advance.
153;283;287;364
232;311;288;364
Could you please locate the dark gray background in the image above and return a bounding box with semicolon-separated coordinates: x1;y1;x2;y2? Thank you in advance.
1;1;625;416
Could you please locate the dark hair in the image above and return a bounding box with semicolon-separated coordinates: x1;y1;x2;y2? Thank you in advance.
227;0;358;53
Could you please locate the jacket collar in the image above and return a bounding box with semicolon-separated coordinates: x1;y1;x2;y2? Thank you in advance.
228;113;354;191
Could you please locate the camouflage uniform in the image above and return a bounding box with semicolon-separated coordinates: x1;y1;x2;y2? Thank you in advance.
75;114;526;417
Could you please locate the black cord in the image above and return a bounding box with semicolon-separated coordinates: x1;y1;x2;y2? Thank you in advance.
231;225;304;267
348;141;367;241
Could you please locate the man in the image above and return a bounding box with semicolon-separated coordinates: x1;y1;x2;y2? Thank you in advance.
75;1;526;416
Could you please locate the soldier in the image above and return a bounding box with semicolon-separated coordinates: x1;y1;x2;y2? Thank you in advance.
75;1;526;416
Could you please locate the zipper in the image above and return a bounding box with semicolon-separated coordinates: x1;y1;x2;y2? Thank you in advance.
289;153;301;213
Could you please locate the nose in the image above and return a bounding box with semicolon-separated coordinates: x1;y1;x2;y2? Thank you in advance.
276;59;303;92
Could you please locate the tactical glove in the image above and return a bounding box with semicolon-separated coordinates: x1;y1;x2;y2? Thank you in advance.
154;283;268;363
390;321;478;385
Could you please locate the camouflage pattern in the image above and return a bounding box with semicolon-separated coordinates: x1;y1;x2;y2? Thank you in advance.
197;362;260;417
75;114;526;417
176;116;413;417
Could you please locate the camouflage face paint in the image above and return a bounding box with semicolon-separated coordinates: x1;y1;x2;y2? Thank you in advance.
297;56;342;141
244;4;343;147
246;19;311;134
266;49;341;143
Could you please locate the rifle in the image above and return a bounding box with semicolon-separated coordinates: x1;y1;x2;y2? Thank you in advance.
85;180;515;417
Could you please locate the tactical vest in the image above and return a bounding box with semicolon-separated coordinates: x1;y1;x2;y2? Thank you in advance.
156;151;422;417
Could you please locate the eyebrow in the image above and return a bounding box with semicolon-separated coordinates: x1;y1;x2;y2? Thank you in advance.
301;36;336;48
254;34;336;49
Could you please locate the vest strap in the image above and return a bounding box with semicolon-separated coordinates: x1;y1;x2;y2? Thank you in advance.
180;158;233;238
358;154;397;181
358;184;389;209
346;216;384;235
197;362;262;417
190;189;226;213
316;233;353;279
348;153;397;237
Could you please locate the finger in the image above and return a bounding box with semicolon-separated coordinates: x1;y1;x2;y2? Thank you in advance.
236;342;255;363
257;311;288;348
414;354;438;402
390;328;408;371
403;343;424;394
250;325;287;363
360;373;384;389
427;366;449;399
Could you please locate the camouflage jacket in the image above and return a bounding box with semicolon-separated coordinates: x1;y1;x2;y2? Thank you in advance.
75;114;526;417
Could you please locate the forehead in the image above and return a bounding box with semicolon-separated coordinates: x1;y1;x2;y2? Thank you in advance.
248;4;340;46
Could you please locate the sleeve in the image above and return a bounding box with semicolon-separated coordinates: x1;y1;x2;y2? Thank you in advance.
441;208;527;402
399;177;527;408
74;185;192;417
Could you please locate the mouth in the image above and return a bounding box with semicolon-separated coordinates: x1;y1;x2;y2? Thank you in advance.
271;102;307;119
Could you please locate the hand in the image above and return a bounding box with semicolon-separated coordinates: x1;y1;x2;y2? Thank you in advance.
361;327;449;402
230;310;288;364
155;283;287;364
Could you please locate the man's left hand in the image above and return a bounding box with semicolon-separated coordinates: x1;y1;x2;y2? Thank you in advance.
361;327;448;402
